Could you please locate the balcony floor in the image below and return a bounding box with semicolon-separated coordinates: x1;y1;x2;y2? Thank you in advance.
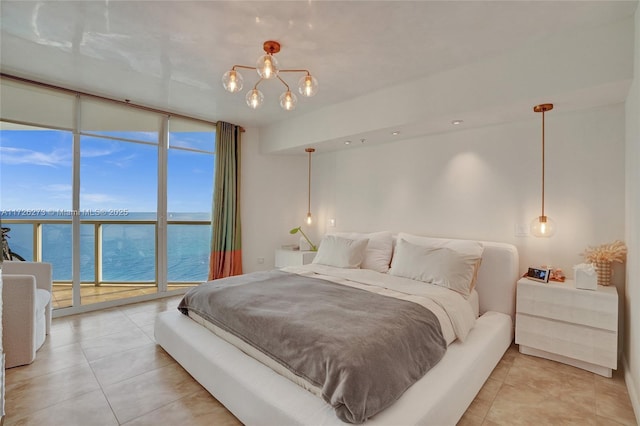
52;284;193;309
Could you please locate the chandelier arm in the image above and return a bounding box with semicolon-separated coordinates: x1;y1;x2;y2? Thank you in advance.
276;75;291;91
232;65;257;71
253;78;265;90
278;69;312;75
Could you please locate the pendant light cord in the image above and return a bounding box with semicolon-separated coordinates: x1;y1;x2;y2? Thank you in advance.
541;109;545;218
308;150;312;214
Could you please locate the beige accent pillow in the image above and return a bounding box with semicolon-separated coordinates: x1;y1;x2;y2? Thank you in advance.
389;238;481;297
312;235;369;269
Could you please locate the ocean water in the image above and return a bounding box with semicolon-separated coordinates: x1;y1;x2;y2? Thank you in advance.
1;212;211;283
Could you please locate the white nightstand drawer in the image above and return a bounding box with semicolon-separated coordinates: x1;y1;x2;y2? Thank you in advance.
516;313;617;369
516;279;617;331
275;249;316;268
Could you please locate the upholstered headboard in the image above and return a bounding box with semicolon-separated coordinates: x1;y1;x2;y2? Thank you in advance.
473;241;519;318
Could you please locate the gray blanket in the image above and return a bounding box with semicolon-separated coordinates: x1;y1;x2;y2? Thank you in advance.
178;269;446;424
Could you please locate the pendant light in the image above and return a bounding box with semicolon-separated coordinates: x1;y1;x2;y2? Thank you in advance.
305;148;315;225
530;103;556;237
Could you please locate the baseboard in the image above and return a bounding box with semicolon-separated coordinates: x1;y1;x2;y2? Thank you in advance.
519;345;613;377
623;354;640;425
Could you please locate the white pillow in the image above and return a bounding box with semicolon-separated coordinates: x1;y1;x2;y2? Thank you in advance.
332;231;393;273
312;235;369;269
389;238;482;297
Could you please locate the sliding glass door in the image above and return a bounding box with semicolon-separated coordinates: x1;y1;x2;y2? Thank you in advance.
0;77;215;314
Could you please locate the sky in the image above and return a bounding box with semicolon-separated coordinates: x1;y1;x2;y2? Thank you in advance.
0;129;215;216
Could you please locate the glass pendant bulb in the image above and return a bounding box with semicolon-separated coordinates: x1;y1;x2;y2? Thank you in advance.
279;90;297;111
256;54;278;79
530;215;556;238
298;75;318;97
222;69;243;93
245;89;264;109
306;212;312;225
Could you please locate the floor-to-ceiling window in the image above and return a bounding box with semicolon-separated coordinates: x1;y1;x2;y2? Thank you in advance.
167;118;215;285
78;98;161;307
0;76;215;314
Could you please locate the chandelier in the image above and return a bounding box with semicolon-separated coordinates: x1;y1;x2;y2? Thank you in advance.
222;40;319;111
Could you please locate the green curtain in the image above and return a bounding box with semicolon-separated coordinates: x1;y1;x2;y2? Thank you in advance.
209;121;242;279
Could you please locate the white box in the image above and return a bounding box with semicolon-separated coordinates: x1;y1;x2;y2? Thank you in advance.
299;236;312;251
574;263;598;290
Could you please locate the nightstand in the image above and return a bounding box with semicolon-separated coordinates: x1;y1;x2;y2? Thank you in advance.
515;277;618;377
274;249;316;268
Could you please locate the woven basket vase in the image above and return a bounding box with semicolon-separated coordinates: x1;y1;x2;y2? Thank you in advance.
595;260;613;286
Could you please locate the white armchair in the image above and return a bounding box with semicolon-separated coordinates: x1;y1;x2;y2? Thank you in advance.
1;261;52;368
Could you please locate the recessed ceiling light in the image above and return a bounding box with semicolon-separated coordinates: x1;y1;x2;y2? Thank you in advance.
391;131;400;136
344;140;351;145
452;120;464;125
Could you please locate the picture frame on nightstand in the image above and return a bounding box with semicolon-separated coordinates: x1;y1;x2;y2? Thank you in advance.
526;267;551;283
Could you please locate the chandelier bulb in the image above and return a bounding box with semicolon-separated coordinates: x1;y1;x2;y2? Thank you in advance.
222;69;243;93
280;90;298;111
256;54;279;79
246;89;264;109
298;75;318;97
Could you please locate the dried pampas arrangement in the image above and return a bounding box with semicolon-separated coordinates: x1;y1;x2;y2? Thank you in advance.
581;240;627;286
582;240;627;264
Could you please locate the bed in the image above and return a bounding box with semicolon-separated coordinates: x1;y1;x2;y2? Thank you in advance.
155;233;519;425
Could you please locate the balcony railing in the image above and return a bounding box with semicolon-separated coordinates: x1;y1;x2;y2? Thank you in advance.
2;218;210;287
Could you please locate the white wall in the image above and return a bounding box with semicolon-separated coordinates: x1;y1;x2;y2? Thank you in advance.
312;103;626;282
240;128;310;273
624;5;640;420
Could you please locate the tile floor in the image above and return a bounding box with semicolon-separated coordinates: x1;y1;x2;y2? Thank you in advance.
4;296;638;426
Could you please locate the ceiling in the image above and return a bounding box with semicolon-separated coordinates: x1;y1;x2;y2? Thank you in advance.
0;1;637;130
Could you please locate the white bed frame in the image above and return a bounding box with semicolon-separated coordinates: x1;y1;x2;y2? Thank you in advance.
155;240;519;425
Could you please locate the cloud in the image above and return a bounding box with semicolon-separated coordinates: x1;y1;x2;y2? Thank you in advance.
44;183;72;192
105;154;137;168
0;146;71;167
81;148;118;158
